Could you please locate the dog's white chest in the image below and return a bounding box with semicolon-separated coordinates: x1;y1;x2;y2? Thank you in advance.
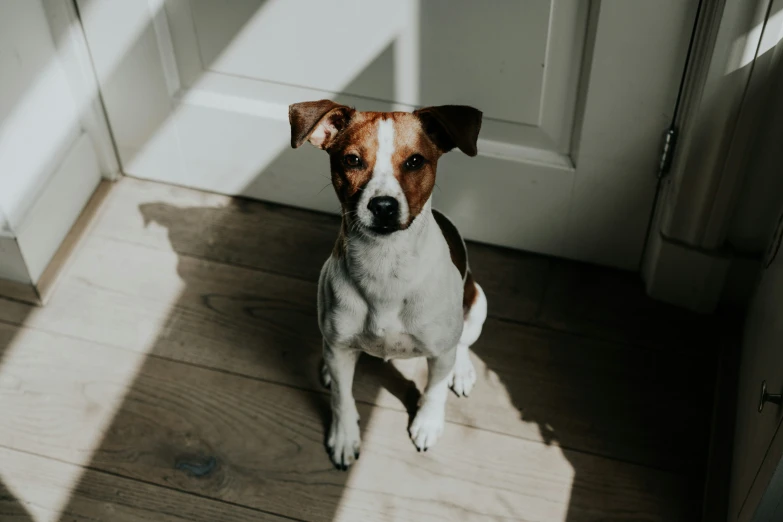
354;305;422;361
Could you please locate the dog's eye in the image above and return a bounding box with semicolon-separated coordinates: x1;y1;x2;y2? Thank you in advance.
404;154;425;171
343;154;361;168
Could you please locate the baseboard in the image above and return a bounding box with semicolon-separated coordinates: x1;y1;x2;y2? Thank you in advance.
36;179;113;304
0;236;32;284
0;276;40;306
0;133;105;305
0;178;113;306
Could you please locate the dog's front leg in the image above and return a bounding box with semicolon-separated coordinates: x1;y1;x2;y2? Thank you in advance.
409;346;457;452
323;342;361;470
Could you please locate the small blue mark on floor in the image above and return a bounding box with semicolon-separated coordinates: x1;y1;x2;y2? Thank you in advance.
175;456;217;478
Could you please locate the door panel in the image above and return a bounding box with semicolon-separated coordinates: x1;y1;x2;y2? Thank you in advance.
189;1;567;138
77;0;698;270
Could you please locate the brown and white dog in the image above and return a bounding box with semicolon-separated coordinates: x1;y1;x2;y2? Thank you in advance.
289;100;487;469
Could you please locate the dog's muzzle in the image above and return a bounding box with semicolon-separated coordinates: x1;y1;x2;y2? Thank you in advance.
367;196;400;234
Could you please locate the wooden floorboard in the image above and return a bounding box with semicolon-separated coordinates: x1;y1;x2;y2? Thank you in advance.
0;323;689;522
0;177;718;521
0;233;713;472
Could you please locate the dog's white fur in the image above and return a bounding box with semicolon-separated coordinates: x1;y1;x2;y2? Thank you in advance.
317;118;487;469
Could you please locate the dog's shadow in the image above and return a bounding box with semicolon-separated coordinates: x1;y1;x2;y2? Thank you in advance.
139;199;426;418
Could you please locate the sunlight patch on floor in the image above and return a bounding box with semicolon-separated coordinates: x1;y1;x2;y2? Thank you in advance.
336;379;575;522
0;259;185;521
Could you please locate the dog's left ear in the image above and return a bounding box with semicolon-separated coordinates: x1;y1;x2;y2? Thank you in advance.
414;105;482;157
289;99;354;149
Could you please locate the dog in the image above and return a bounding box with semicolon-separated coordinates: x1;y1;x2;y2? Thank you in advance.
288;100;488;470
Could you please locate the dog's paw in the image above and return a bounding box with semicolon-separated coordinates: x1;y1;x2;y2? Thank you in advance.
320;359;331;388
409;404;445;452
448;347;476;397
327;417;361;470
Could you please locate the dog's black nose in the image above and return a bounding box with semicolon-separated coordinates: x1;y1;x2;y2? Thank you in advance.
367;197;399;220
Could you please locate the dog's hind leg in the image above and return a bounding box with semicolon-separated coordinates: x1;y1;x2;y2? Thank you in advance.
448;281;487;397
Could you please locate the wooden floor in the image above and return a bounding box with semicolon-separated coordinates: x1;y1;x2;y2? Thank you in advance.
0;177;725;521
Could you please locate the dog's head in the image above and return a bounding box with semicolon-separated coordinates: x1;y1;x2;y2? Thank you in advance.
289;100;482;235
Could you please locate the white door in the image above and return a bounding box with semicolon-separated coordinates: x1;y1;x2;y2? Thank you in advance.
77;0;697;270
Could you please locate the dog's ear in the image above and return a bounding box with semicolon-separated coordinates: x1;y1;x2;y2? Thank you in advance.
289;100;354;149
414;105;482;157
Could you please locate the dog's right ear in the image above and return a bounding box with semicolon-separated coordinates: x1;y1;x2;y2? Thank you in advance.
289;100;354;149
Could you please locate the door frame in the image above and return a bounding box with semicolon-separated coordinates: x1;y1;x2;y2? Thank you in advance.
642;0;782;313
42;0;120;180
647;0;783;519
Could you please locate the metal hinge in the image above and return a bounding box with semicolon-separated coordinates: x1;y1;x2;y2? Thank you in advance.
657;126;678;179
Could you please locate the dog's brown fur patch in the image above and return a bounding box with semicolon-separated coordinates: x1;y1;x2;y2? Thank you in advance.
390;115;441;224
432;209;477;316
462;272;478;315
432;210;467;279
328;112;383;209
